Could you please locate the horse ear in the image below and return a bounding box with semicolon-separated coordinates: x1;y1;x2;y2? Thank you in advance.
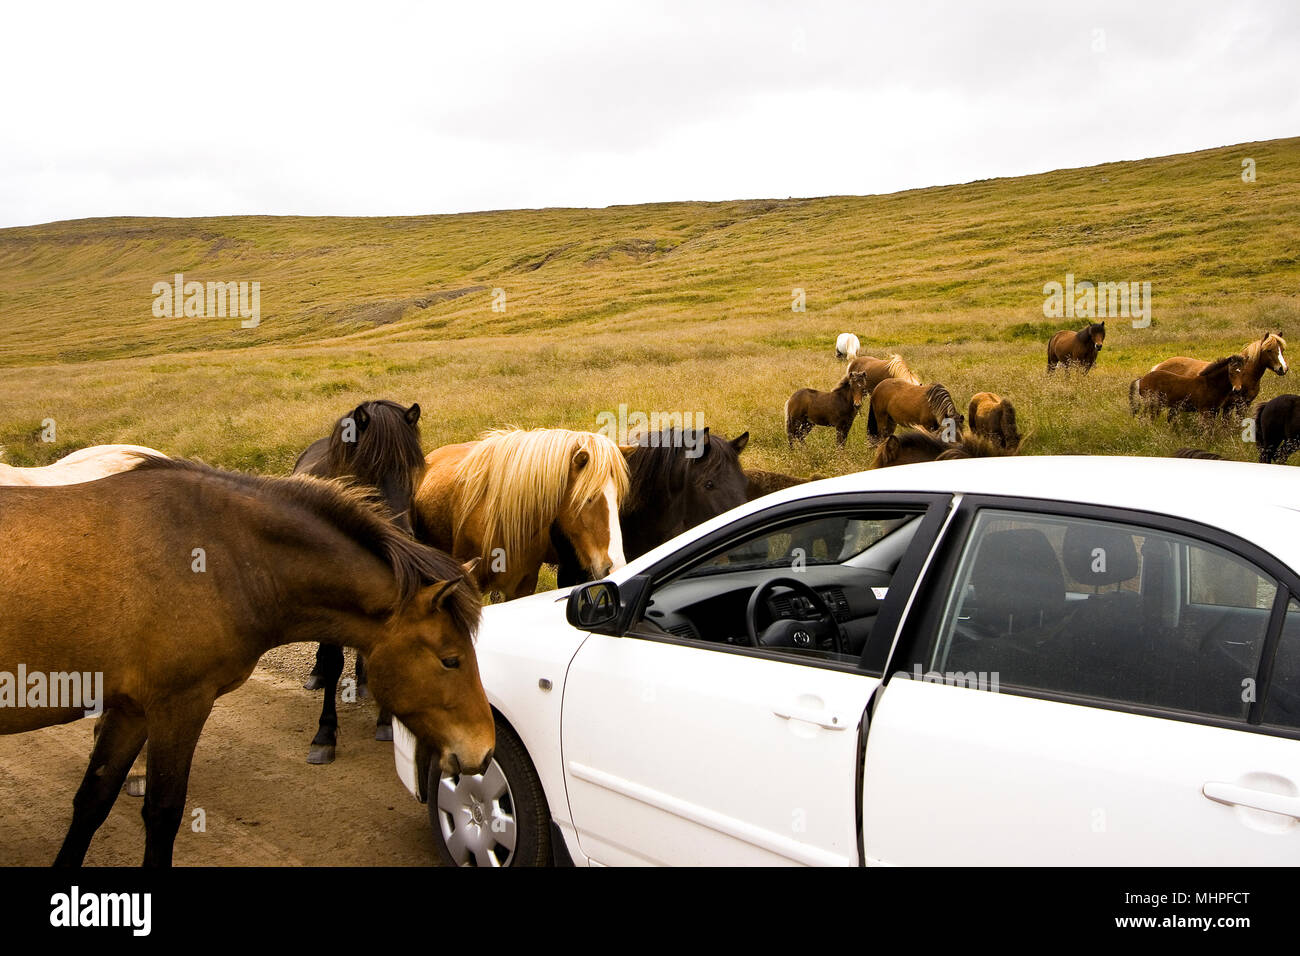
572;448;590;471
618;444;637;458
731;431;750;453
405;403;421;425
423;576;465;612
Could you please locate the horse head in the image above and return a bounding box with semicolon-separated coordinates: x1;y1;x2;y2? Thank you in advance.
1264;332;1288;375
678;429;749;529
555;435;629;580
1090;322;1106;351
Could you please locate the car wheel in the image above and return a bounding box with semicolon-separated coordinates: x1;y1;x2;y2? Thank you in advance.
428;715;552;867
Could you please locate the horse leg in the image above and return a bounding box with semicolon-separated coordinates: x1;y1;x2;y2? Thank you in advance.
308;643;345;764
303;642;329;690
375;707;393;742
55;708;148;866
141;696;213;867
355;653;369;700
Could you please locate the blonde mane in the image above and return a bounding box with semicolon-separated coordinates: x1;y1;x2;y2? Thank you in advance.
1244;333;1287;364
885;353;922;386
451;428;630;561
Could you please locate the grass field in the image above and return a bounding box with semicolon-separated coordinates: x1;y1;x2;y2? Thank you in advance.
2;136;1298;491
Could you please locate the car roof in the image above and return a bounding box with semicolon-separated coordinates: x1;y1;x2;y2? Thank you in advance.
615;456;1300;580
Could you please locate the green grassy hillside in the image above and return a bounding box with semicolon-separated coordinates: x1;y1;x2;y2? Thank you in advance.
2;136;1298;485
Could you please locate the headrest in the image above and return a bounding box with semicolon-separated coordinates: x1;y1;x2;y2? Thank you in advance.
1062;523;1139;587
970;528;1065;634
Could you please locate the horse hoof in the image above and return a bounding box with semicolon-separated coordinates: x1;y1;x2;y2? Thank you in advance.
307;745;336;765
374;725;393;742
303;674;326;690
124;776;146;798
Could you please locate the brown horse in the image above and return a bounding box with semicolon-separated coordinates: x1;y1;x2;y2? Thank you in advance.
867;381;964;441
870;427;1012;468
1129;355;1246;422
847;353;922;392
1173;448;1224;460
0;457;492;867
1151;332;1287;413
967;392;1021;449
785;371;871;446
1047;322;1106;372
415;428;630;600
744;468;811;501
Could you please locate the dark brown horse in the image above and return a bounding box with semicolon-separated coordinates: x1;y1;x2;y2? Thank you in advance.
1151;333;1287;414
967;392;1021;449
0;457;491;867
550;428;750;586
744;468;811;501
1173;448;1224;460
785;372;871;445
296;400;427;765
847;353;922;392
1047;322;1106;372
870;427;1012;468
1129;355;1245;422
867;381;963;441
1254;394;1300;464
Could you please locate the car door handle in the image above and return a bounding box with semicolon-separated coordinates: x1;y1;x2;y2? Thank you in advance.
1202;781;1300;819
772;706;847;730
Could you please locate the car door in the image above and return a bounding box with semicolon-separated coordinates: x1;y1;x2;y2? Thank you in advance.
560;492;951;866
863;497;1300;865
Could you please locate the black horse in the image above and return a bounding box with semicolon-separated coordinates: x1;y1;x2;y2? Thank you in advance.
296;400;425;764
1255;394;1300;464
551;427;750;586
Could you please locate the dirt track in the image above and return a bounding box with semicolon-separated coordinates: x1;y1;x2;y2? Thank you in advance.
0;646;439;866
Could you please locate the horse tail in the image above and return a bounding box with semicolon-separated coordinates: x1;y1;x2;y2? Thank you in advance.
1128;378;1141;415
867;399;879;439
1001;401;1020;447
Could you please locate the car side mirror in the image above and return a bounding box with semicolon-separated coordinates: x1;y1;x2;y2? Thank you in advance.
567;581;621;632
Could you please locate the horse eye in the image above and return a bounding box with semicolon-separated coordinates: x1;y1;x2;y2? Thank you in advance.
440;656;460;669
705;480;715;490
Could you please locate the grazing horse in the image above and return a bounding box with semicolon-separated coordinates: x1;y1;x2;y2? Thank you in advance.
415;428;630;600
1174;448;1224;460
0;444;165;485
0;458;491;867
867;381;964;441
1254;394;1300;464
1129;355;1245;423
294;400;426;765
744;468;811;501
967;392;1021;449
870;427;1012;469
785;372;871;446
835;333;861;360
848;353;922;392
551;428;751;586
1151;332;1288;414
1047;322;1106;372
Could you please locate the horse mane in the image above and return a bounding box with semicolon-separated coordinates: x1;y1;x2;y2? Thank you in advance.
924;384;958;419
1200;355;1240;377
128;456;480;633
452;428;629;562
1076;322;1105;341
625;428;740;510
873;427;1011;468
1174;448;1223;460
1244;333;1286;363
324;400;424;488
885;354;921;385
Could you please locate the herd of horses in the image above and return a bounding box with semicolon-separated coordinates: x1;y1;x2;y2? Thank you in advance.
1;319;1294;867
787;325;1293;468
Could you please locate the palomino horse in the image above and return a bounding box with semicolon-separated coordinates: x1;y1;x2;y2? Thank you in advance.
785;372;871;446
870;426;1012;469
1129;355;1245;422
848;353;922;392
967;392;1022;449
415;428;630;600
1047;322;1106;372
835;333;861;360
0;444;165;485
0;457;491;867
550;428;750;586
867;381;964;441
295;400;426;765
1151;332;1287;413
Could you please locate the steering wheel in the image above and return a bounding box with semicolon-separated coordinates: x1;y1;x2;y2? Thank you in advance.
745;577;844;654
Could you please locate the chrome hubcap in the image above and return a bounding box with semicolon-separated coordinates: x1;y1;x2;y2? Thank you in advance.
437;759;517;866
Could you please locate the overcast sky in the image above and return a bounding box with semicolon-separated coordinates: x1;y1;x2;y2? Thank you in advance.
1;0;1297;228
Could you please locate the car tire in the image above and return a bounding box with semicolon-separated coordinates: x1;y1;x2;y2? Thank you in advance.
427;715;552;867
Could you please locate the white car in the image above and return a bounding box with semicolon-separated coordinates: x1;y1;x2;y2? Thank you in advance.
394;456;1300;866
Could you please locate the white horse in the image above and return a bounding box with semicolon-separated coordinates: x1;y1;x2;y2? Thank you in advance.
835;332;861;360
0;444;166;486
